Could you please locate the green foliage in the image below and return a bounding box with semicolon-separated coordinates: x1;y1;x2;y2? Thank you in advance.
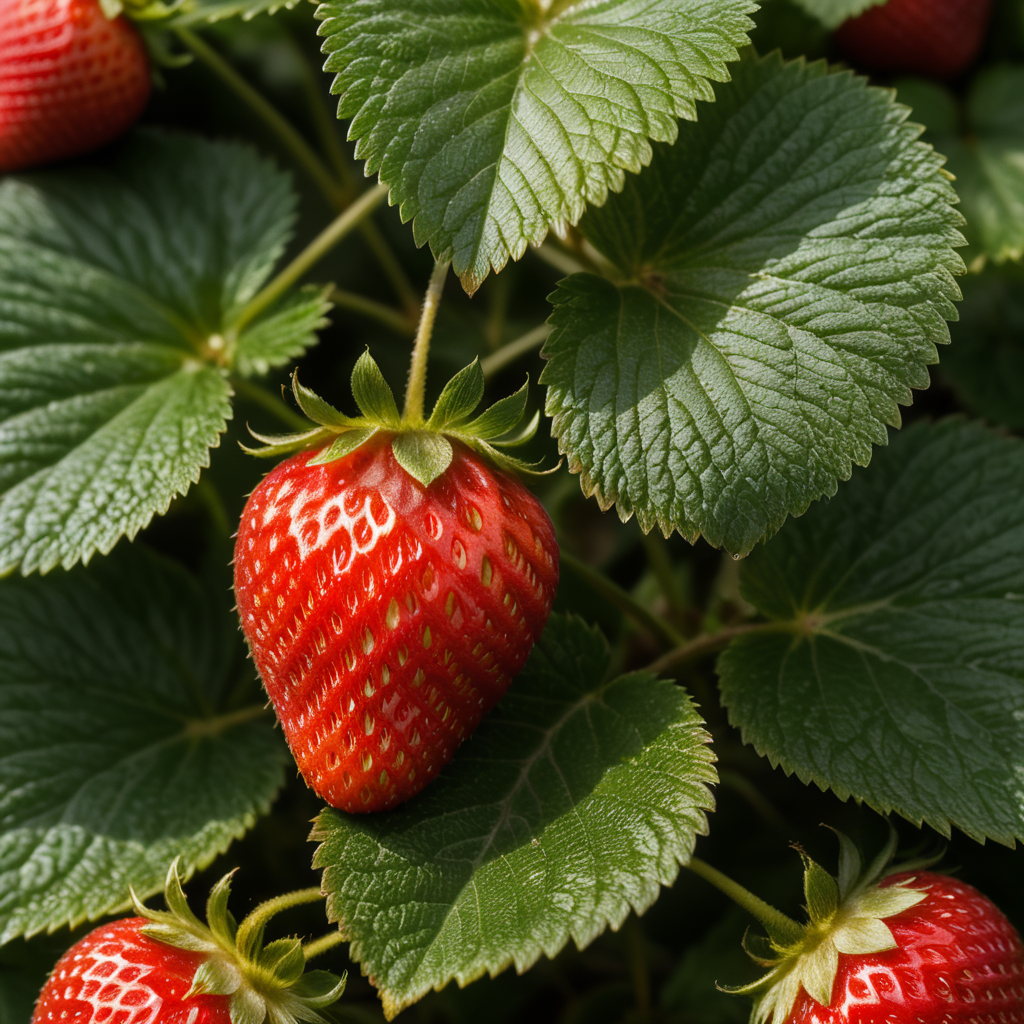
165;0;303;25
317;0;757;291
313;616;716;1018
0;131;328;574
0;545;286;942
788;0;885;29
718;420;1024;845
542;52;963;556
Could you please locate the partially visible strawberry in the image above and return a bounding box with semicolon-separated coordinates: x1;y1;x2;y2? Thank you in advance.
233;354;559;813
0;0;151;173
32;863;346;1024
835;0;994;80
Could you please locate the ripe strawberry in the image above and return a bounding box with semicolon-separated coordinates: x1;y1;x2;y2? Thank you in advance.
32;863;346;1024
0;0;151;173
722;833;1024;1024
834;0;994;80
233;355;559;813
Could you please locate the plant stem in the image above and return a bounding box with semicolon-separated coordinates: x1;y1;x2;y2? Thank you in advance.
176;29;345;207
302;930;348;962
645;621;776;677
403;259;450;423
232;184;388;334
718;770;789;830
559;549;687;649
331;288;415;336
479;323;551;378
532;241;590;277
686;857;804;946
231;376;309;431
624;916;652;1023
236;887;325;956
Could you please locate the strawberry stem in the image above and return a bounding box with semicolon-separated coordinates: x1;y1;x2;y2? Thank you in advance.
479;323;551;378
301;930;348;962
232;184;388;335
687;857;804;946
331;288;416;337
234;887;326;958
403;259;451;424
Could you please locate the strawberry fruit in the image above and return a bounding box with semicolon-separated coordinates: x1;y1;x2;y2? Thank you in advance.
32;863;346;1024
0;0;151;173
834;0;994;80
233;354;559;813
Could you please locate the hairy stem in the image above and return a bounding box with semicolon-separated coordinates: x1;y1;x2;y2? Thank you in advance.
331;288;415;336
232;184;388;333
236;888;325;956
687;857;804;946
479;323;551;378
302;930;348;962
403;260;450;423
560;550;687;649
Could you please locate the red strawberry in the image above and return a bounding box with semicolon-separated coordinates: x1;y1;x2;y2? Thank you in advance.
0;0;151;173
233;356;559;813
834;0;994;80
32;863;346;1024
783;872;1024;1023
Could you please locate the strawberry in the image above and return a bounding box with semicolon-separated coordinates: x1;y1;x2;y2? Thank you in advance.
233;353;559;813
715;830;1024;1024
834;0;994;80
32;862;346;1024
0;0;151;173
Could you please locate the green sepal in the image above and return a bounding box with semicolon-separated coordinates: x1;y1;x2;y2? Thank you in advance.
427;359;486;430
259;938;306;985
801;852;839;925
460;379;530;440
206;871;240;948
351;350;401;425
294;374;361;430
291;971;349;1006
392;432;454;487
306;428;380;466
188;958;243;998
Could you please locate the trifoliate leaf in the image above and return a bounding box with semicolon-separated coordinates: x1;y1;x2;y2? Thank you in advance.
313;615;716;1018
718;419;1024;845
899;69;1024;268
317;0;757;292
0;130;327;575
542;51;964;556
788;0;885;29
0;545;288;942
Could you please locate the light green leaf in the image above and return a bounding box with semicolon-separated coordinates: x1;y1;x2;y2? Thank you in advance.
312;615;716;1018
317;0;757;292
0;544;288;942
0;130;321;575
900;68;1024;268
232;285;333;378
788;0;885;30
940;264;1024;431
541;52;964;556
717;419;1024;845
164;0;301;25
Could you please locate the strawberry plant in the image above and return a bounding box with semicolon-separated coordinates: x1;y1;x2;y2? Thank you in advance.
2;0;1024;1021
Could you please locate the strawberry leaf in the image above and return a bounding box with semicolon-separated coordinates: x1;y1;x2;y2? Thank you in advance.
788;0;886;29
317;0;757;292
718;419;1024;846
898;69;1024;268
541;51;964;556
0;544;288;943
0;130;328;575
163;0;301;24
312;614;716;1019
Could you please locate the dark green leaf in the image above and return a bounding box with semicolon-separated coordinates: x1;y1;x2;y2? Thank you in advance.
718;420;1024;845
318;0;757;291
0;131;319;574
312;615;716;1018
0;544;287;941
542;52;964;555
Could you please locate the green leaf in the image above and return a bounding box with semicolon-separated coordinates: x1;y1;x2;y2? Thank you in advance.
717;419;1024;845
317;0;757;292
312;615;716;1018
232;285;333;378
788;0;885;30
900;68;1024;268
0;130;318;574
939;264;1024;431
0;544;288;941
541;51;964;556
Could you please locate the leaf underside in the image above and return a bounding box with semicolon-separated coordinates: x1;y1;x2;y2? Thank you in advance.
0;130;328;575
0;544;287;942
317;0;758;292
541;51;964;555
718;419;1024;846
313;615;716;1018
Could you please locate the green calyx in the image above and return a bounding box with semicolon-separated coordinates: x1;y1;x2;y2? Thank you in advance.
244;350;548;487
723;828;939;1024
131;861;346;1024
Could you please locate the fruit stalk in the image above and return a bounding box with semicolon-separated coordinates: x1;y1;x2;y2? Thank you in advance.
404;259;451;423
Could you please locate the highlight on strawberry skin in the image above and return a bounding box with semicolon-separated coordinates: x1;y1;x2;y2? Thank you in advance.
0;0;151;173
